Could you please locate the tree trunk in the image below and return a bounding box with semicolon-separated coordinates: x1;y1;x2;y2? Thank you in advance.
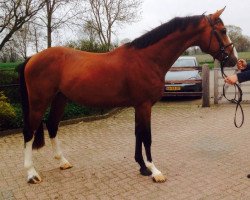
0;29;16;51
46;0;53;48
47;23;52;48
34;28;39;53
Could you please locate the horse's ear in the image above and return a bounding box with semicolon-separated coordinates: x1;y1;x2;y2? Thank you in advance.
211;7;226;20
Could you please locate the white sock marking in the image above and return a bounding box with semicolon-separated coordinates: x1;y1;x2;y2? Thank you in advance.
51;136;70;166
145;161;162;177
24;138;40;180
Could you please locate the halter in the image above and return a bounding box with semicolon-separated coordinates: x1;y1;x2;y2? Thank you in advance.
206;16;244;128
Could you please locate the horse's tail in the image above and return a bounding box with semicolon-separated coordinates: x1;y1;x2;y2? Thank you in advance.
18;58;45;149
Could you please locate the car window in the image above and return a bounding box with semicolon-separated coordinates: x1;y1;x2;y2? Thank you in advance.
172;59;196;67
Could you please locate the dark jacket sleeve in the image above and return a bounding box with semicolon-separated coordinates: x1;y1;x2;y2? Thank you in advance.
241;63;250;72
237;63;250;83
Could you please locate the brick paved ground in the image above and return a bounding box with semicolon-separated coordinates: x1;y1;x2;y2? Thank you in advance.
1;102;250;200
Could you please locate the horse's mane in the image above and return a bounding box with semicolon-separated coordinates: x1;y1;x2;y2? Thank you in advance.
126;15;205;49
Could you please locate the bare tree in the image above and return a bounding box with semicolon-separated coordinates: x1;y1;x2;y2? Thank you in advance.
30;22;46;53
82;20;99;42
40;0;81;48
83;0;142;49
0;41;20;62
14;23;32;59
0;0;45;51
226;25;250;52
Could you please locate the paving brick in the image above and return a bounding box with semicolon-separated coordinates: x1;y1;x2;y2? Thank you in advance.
1;102;250;199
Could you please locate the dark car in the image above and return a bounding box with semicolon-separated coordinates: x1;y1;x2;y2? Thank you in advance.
163;56;202;97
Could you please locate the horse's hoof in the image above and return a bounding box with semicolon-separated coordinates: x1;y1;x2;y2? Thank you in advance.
60;162;73;170
27;175;42;184
152;173;166;183
140;167;152;176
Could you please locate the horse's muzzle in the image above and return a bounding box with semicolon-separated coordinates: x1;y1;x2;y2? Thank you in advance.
223;56;238;67
225;46;238;67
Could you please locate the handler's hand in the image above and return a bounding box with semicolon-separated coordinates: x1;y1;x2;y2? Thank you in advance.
237;59;247;70
224;75;238;85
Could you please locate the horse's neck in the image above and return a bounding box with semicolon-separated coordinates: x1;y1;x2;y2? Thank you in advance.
142;29;201;74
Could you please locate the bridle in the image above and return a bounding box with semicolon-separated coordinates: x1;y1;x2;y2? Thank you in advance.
206;16;244;128
206;16;234;67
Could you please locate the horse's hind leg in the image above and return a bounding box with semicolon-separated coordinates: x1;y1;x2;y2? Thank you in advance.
24;106;46;184
46;92;72;170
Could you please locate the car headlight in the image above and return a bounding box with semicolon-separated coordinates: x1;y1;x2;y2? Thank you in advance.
188;76;199;80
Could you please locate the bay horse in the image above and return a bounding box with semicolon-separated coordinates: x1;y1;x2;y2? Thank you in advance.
19;8;238;184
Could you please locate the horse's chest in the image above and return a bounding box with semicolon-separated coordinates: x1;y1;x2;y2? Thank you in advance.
129;77;164;102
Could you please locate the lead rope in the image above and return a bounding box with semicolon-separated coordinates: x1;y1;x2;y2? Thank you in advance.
220;64;244;128
206;16;244;127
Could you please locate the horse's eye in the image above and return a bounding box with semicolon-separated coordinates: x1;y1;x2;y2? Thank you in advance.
221;28;227;35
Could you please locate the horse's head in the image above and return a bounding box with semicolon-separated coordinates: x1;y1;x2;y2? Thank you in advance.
199;7;238;67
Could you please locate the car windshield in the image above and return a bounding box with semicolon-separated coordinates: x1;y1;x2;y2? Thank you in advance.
172;59;196;67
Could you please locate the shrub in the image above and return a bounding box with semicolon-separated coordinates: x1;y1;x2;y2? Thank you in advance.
0;100;110;131
0;69;20;103
62;103;108;120
8;104;23;129
65;39;115;53
0;70;18;85
0;92;16;130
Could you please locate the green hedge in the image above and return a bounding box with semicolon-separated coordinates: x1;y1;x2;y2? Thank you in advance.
1;102;109;131
199;61;214;69
0;62;21;69
0;69;20;103
0;70;18;84
0;92;16;130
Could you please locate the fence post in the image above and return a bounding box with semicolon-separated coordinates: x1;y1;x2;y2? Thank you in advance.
202;64;210;107
213;60;220;104
214;68;219;104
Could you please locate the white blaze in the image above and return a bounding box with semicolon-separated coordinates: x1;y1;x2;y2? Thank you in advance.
228;36;238;60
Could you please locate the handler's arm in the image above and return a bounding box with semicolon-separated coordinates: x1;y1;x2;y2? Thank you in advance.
237;70;250;83
242;63;250;71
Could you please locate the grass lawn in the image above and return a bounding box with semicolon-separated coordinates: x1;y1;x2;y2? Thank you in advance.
195;52;250;69
196;51;250;64
237;52;250;61
0;62;22;69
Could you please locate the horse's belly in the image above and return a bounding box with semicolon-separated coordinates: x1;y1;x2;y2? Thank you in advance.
74;92;130;107
61;78;131;107
60;65;164;107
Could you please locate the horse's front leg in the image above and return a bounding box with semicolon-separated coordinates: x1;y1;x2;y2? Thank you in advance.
135;102;166;183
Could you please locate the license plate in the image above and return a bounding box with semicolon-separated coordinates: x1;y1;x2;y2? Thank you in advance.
166;86;181;91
